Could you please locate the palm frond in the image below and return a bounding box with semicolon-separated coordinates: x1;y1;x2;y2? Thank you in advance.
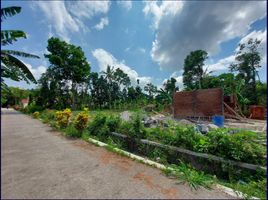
1;81;10;93
1;50;39;58
1;30;26;46
1;53;37;84
1;7;21;21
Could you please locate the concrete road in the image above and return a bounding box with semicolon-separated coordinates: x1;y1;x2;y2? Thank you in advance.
1;109;235;199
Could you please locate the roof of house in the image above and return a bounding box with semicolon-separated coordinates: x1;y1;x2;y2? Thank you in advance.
21;98;29;104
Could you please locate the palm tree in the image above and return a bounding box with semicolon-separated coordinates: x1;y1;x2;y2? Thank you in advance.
1;6;39;90
101;65;115;108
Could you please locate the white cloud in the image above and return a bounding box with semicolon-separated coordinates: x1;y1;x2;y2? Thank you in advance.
33;1;111;41
160;71;184;90
67;1;111;19
207;55;236;72
117;1;132;11
207;29;267;74
143;1;184;29
92;48;151;87
138;47;146;54
125;47;131;52
235;29;267;66
144;1;266;71
94;17;109;30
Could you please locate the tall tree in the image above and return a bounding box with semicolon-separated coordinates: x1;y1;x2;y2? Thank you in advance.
42;37;90;109
183;50;208;90
144;83;157;99
1;6;39;89
230;38;262;104
101;65;115;109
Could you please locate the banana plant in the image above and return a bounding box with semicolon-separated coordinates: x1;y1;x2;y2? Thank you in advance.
1;6;39;86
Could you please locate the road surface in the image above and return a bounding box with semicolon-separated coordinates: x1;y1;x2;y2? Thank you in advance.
1;108;235;199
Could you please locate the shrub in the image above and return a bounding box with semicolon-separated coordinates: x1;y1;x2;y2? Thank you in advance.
40;109;56;123
146;127;176;145
74;108;90;131
106;115;121;132
64;125;82;138
129;113;146;139
206;129;265;165
33;111;40;118
27;104;44;113
117;121;133;135
88;114;109;138
55;108;72;128
173;125;204;150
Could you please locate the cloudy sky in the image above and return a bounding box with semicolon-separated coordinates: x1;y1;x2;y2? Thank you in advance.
2;0;267;89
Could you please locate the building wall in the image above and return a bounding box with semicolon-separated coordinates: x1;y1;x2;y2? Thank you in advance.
173;88;223;118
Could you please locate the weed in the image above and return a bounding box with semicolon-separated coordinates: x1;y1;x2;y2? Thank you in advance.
164;162;215;190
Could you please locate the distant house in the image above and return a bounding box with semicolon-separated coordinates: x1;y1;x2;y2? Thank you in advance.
21;98;29;108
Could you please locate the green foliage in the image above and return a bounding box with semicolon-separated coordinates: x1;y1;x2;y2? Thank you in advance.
225;178;266;199
64;125;82;138
33;111;40;118
74;108;90;131
183;50;209;90
1;6;39;86
230;38;262;105
106;115;121;132
38;37;90;109
256;81;267;106
129;113;146;139
164;162;215;190
26;104;44;113
205;129;265;165
146;124;265;165
1;6;21;21
87;114;109;138
55;108;72;128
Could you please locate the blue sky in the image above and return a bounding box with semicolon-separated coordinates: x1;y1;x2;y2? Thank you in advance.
2;1;267;89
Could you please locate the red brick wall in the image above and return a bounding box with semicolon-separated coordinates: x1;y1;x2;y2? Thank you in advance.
173;88;223;118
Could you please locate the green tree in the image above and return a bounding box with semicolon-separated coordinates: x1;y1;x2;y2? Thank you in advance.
255;81;266;106
90;73;109;108
155;77;179;105
164;77;179;96
144;83;157;99
183;50;208;90
1;6;39;89
230;38;262;104
43;37;91;109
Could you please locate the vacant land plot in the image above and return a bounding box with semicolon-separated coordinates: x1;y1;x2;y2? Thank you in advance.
1;109;235;199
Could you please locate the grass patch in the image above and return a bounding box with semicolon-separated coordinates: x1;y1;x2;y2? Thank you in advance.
222;178;266;199
163;162;215;190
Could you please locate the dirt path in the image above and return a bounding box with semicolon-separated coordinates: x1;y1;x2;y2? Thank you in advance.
1;109;235;199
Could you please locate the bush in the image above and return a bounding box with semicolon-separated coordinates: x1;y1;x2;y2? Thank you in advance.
173;125;204;150
106;115;121;132
205;129;265;165
88;114;109;138
129;113;146;139
74;108;90;131
40;109;56;123
55;108;72;128
146;124;265;165
27;104;44;113
64;125;82;138
117;121;133;135
33;111;40;118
